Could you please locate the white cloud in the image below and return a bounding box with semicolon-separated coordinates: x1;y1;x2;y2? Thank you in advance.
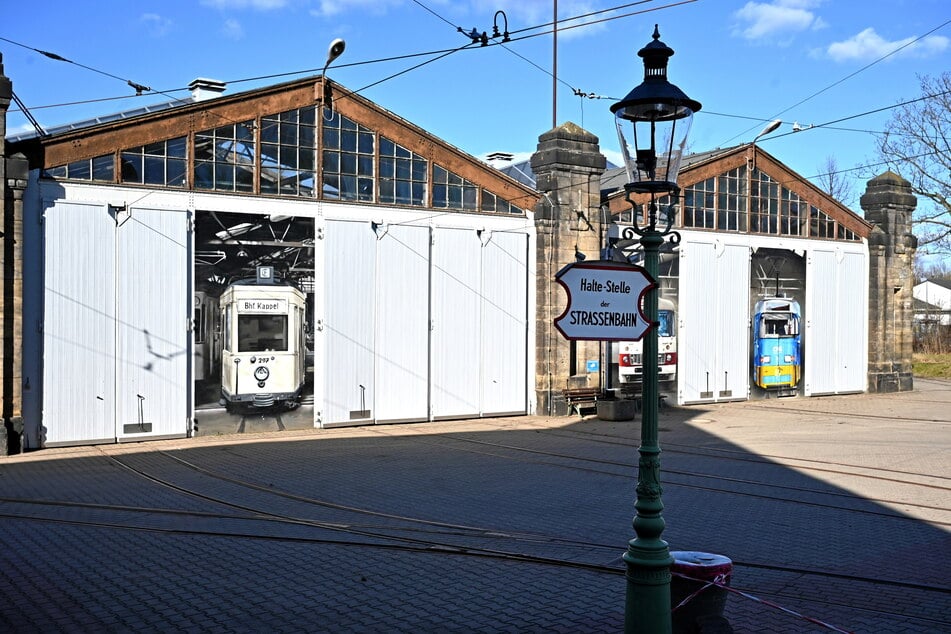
309;0;605;39
222;18;245;40
311;0;405;18
827;28;950;62
201;0;288;9
140;13;173;38
732;1;825;41
9;122;39;138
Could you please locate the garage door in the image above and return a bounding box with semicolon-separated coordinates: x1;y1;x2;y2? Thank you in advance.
805;248;867;395
679;239;751;403
43;203;190;445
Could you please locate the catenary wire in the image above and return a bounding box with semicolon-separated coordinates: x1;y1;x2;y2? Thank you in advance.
5;0;936;198
0;35;151;95
717;17;951;147
3;0;688;116
4;3;941;228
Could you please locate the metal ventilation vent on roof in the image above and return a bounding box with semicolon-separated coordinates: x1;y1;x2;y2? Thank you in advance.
189;78;227;101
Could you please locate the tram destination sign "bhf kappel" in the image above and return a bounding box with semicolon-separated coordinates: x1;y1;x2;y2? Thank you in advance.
554;260;655;341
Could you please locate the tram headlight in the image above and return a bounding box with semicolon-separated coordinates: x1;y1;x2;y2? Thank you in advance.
254;365;270;381
760;355;771;364
784;355;794;363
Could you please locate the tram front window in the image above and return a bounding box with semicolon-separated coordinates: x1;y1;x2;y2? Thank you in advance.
657;310;675;337
238;315;289;352
762;314;798;337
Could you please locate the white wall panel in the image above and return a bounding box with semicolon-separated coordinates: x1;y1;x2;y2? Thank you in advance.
806;249;867;395
837;251;867;392
324;220;376;424
43;202;116;445
116;208;189;440
481;232;528;415
374;225;430;422
679;241;717;403
717;244;751;400
431;228;481;418
678;240;750;403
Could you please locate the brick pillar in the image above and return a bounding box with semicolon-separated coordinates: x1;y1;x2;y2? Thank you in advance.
531;122;606;415
862;171;917;393
1;54;28;453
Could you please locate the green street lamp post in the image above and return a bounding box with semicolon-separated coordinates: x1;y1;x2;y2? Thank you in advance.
610;25;701;633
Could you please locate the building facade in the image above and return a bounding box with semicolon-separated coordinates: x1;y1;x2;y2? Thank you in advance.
1;63;918;449
6;75;538;448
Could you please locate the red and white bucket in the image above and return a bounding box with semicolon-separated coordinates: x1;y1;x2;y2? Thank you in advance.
670;551;733;633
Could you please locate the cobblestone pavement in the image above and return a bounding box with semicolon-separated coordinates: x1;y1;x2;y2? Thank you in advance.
0;380;949;633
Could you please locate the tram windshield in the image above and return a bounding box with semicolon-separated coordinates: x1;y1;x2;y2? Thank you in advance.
238;314;289;352
760;313;799;337
657;310;675;337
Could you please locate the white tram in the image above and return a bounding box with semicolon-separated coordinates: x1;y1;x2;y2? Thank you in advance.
617;296;678;387
218;274;307;410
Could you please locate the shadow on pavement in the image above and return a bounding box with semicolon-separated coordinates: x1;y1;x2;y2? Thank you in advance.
0;383;949;633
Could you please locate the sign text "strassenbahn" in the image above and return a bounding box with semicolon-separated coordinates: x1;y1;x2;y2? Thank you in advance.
554;261;655;341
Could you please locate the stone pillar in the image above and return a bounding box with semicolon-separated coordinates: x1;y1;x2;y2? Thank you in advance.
1;54;28;453
862;171;917;393
531;123;606;415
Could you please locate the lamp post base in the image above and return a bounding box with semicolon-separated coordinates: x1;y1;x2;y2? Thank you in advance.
624;543;673;633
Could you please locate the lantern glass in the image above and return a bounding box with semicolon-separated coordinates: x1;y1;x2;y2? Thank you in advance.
615;106;694;192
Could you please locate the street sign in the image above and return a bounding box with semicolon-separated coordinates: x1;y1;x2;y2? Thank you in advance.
554;260;656;341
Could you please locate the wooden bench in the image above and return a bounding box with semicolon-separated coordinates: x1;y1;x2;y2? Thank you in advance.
562;387;602;416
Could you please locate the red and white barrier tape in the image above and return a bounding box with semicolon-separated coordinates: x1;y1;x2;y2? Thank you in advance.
671;571;855;634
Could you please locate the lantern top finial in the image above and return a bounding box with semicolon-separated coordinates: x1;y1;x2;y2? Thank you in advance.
611;25;701;118
638;25;675;81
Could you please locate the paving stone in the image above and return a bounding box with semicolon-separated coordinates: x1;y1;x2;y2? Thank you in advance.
0;380;948;632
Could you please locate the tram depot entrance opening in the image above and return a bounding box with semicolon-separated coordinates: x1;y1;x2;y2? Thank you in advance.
192;210;315;434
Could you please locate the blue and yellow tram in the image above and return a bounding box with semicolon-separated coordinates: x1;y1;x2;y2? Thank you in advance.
753;298;801;390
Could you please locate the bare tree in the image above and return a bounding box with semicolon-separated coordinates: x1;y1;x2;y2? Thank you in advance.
816;155;856;207
875;72;951;255
914;257;950;283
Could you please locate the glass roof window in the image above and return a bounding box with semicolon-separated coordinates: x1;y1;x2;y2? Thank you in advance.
45;154;115;182
481;190;522;214
674;164;858;241
433;164;477;211
43;101;529;219
682;176;716;230
717;166;747;232
261;106;316;197
379;136;427;207
810;205;836;239
322;109;374;202
121;136;187;187
194;121;255;193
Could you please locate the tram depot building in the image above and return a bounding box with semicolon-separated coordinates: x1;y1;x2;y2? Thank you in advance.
1;66;918;450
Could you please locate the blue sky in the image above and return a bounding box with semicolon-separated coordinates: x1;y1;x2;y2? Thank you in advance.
3;0;949;210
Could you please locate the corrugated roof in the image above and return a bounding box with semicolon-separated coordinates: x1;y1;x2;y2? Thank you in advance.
8;95;195;143
496;161;538;188
923;278;951;291
492;146;742;195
